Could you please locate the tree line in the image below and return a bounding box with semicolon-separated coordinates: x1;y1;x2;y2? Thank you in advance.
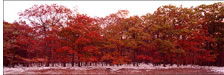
3;3;224;67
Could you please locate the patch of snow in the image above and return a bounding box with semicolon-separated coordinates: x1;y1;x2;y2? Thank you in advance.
4;67;25;74
203;66;224;74
4;63;224;74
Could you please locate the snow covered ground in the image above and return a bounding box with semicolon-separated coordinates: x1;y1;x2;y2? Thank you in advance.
204;66;224;74
4;63;224;74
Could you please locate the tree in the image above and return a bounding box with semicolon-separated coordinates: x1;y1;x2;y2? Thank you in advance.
4;2;223;67
18;4;73;66
3;21;38;67
195;2;224;66
58;14;102;67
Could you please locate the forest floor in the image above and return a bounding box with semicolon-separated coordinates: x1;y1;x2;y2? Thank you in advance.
4;64;224;74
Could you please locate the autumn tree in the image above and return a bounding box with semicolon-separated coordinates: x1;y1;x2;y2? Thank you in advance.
195;2;224;66
18;4;73;66
4;2;223;67
3;21;38;67
57;14;102;67
100;10;133;65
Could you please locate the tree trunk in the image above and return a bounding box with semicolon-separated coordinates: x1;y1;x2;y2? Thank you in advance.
63;63;66;67
71;53;75;67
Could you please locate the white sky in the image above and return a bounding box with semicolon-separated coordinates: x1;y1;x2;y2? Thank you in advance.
4;1;223;23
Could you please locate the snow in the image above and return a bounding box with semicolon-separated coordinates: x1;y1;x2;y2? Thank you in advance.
89;63;202;71
4;63;224;74
204;66;224;74
4;67;25;74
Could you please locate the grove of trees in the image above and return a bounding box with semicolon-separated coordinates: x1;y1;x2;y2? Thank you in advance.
3;2;224;67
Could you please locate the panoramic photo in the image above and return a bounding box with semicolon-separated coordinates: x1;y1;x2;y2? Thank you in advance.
3;1;224;74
